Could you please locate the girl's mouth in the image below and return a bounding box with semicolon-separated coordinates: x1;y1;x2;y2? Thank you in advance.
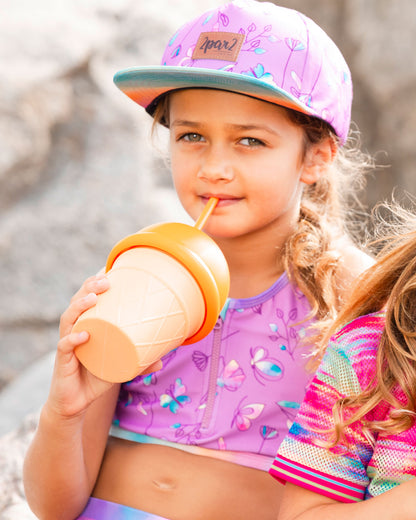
201;195;241;207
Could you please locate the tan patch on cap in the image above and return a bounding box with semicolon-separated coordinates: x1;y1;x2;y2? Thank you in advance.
192;32;245;62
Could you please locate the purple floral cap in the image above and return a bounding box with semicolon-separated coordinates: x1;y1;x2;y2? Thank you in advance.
114;0;352;144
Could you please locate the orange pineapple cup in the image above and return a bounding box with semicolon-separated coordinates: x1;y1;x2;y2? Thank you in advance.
72;222;230;383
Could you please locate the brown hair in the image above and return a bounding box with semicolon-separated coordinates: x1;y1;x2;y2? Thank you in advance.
321;202;416;442
152;92;373;354
282;110;372;358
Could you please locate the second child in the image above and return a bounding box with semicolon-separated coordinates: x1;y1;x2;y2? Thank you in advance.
271;203;416;518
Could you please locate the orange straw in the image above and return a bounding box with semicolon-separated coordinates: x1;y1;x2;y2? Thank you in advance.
194;197;219;230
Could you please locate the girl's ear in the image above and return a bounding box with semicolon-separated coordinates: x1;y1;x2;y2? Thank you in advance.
300;137;337;185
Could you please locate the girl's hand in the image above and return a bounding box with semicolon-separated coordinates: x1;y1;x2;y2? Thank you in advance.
46;272;115;419
45;272;163;421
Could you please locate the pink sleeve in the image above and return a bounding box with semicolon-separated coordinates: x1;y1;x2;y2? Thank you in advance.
268;319;381;502
270;454;366;503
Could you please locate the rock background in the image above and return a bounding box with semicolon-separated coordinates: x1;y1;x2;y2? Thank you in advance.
1;0;416;517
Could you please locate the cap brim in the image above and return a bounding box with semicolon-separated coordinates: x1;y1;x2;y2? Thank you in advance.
113;66;316;118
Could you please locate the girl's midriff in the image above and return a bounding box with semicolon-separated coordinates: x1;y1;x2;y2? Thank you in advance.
93;436;283;520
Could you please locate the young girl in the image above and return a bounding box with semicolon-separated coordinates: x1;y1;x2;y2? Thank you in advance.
270;203;416;519
23;1;374;519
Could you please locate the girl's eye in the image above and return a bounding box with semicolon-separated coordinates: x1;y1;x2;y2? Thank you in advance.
240;137;265;147
181;133;205;143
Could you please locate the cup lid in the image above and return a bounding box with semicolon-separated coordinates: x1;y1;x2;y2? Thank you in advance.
106;222;230;344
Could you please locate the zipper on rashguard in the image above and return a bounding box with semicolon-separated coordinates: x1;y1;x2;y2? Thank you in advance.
201;319;222;430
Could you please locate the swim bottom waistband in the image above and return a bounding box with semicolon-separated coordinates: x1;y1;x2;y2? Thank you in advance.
76;497;170;519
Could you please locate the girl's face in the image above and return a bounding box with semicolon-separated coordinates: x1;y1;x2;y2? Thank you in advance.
168;89;319;241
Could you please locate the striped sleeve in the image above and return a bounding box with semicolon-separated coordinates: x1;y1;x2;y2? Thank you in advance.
269;314;385;503
270;454;365;503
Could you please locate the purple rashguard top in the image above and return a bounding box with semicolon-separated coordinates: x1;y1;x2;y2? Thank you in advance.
111;271;315;471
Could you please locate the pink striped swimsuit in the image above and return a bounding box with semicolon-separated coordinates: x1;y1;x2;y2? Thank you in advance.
111;271;315;471
270;312;416;501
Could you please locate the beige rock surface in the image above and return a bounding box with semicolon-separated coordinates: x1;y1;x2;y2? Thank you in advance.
0;414;38;519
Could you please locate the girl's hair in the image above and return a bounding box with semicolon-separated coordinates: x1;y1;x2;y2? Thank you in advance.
152;92;373;352
282;110;372;355
321;201;416;442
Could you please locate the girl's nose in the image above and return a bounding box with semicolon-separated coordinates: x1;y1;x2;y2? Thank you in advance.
197;148;234;183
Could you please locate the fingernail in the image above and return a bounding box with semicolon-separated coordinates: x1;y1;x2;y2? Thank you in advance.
78;331;89;341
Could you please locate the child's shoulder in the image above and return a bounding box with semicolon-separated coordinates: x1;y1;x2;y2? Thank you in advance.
334;311;385;343
333;237;375;300
327;311;385;379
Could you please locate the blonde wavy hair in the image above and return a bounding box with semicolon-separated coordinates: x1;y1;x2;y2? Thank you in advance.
321;201;416;442
152;93;373;356
282;110;372;360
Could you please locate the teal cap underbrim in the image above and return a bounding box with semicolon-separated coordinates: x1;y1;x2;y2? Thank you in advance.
113;66;314;118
